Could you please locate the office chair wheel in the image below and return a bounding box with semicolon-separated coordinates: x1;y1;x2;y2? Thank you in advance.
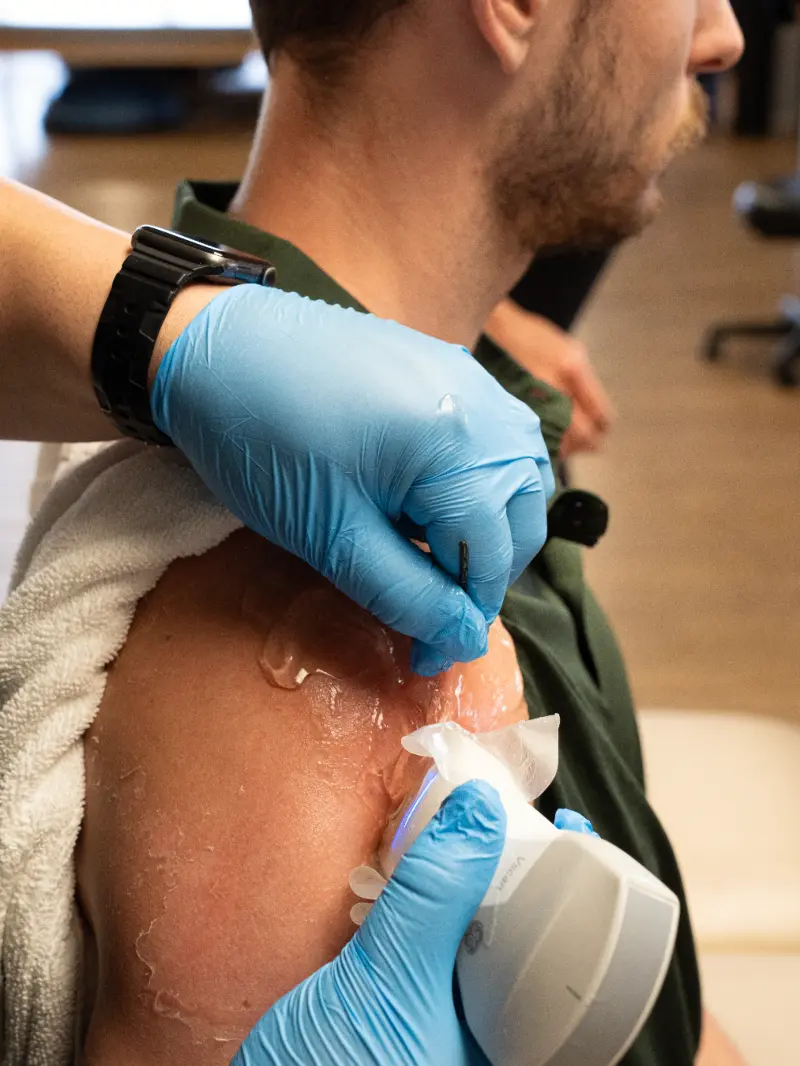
775;360;798;387
702;328;726;362
773;333;800;388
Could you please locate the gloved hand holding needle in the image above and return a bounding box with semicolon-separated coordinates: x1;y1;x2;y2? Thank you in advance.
152;286;555;676
1;180;554;676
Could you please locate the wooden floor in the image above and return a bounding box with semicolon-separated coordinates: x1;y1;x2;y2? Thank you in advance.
576;140;800;721
1;54;798;720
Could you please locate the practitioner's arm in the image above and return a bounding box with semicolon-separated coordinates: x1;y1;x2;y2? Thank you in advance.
0;179;218;442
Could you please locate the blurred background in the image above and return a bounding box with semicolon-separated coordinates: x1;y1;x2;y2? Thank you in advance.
0;3;799;1063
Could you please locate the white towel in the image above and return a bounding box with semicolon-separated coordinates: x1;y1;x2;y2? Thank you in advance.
0;441;241;1065
29;442;112;518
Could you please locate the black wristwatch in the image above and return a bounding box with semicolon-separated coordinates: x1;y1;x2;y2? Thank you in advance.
91;225;276;445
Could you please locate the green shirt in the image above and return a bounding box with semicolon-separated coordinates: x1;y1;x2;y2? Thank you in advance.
173;180;702;1066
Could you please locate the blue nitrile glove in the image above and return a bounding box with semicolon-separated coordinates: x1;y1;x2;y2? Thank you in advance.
554;808;600;836
151;286;554;675
231;780;505;1066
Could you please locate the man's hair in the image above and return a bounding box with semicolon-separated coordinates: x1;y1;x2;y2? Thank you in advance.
249;1;410;81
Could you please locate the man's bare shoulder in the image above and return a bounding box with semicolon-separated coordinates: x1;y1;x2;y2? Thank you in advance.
75;528;526;1063
76;529;415;1063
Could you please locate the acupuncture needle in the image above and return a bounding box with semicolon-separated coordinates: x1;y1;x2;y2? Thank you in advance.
458;540;469;594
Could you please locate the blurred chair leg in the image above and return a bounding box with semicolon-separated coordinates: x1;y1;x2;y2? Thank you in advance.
703;293;800;386
702;320;793;362
773;325;800;387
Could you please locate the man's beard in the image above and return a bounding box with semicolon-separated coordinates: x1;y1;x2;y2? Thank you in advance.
490;79;709;255
668;80;709;160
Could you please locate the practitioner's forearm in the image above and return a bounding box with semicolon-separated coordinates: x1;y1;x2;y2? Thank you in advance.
0;180;217;442
0;180;129;440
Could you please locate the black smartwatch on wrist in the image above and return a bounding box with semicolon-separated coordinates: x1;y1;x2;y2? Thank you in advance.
91;225;276;445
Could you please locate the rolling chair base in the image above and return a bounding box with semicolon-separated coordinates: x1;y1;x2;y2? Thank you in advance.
703;297;800;388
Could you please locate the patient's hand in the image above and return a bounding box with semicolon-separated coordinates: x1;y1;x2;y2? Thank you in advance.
486;297;614;457
76;529;527;1065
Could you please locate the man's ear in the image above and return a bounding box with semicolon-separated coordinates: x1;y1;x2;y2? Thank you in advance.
471;0;540;75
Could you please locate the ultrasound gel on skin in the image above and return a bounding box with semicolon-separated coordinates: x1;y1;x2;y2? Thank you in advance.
348;714;561;920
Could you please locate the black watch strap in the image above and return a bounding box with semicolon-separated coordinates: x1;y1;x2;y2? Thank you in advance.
91;249;190;446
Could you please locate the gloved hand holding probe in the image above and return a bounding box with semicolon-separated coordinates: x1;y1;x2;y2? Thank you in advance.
233;780;503;1066
233;784;597;1066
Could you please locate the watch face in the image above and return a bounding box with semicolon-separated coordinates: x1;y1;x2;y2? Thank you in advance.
133;225;262;265
132;225;276;286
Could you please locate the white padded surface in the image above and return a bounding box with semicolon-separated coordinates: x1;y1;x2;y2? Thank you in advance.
0;442;39;600
700;953;800;1066
638;710;800;951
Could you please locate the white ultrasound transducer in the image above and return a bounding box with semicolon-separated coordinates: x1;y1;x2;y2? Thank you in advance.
382;720;680;1066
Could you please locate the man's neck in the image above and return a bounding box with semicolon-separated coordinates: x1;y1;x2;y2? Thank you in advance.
230;72;531;349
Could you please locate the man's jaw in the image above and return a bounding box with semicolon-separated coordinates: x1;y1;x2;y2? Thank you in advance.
671;80;710;157
634;81;708;227
652;80;709;181
233;76;710;341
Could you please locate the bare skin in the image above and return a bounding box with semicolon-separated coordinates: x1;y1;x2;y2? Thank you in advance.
77;529;527;1064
